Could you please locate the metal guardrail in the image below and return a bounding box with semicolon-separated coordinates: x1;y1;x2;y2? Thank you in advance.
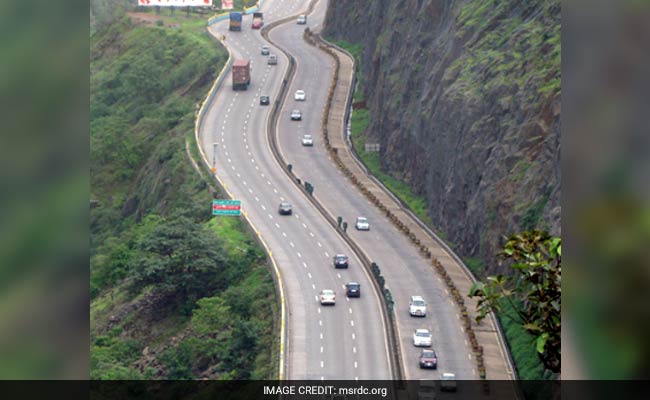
260;3;403;382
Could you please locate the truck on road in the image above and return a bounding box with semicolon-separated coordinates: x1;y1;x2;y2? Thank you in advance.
229;12;242;31
232;59;250;91
252;12;264;29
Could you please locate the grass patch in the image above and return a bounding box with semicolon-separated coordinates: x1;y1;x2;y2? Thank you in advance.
520;193;549;231
464;257;484;276
206;216;249;256
497;300;547;380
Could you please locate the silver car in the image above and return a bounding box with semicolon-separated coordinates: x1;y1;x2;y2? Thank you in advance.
355;216;370;230
301;134;313;146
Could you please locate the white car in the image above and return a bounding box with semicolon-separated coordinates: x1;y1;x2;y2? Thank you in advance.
413;329;432;347
440;373;457;392
409;295;427;317
301;134;313;146
294;89;306;101
297;15;307;24
290;109;302;120
355;216;370;230
261;45;269;55
319;289;336;305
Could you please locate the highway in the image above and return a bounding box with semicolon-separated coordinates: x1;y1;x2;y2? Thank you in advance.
199;0;391;380
268;0;478;379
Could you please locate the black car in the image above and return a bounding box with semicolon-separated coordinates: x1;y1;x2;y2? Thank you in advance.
260;95;270;105
333;254;349;268
419;349;438;369
346;282;360;297
278;202;292;215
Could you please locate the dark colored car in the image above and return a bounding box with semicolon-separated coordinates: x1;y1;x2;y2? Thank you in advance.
260;95;270;105
333;254;349;268
419;349;438;369
346;282;360;297
278;202;292;215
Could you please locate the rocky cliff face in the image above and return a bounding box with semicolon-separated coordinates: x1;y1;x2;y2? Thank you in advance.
324;0;560;274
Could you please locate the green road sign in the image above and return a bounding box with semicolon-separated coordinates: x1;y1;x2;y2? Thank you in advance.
213;199;241;216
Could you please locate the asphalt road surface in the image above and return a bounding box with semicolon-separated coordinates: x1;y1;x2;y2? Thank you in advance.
200;0;391;380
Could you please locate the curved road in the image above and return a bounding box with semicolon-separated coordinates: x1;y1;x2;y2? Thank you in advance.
270;0;478;379
200;0;391;380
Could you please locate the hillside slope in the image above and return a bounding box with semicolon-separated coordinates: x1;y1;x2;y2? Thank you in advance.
90;14;277;379
324;0;560;276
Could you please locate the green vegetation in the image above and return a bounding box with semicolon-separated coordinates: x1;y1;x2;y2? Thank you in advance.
498;302;547;380
91;13;276;380
452;0;560;100
470;231;561;377
464;257;484;277
520;193;550;231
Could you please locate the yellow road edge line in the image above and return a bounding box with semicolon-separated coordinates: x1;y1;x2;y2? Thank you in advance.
194;16;286;381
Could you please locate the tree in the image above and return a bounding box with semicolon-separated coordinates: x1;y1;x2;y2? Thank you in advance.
129;215;227;312
469;230;561;373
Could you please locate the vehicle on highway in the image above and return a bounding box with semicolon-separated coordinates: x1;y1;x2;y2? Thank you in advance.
232;59;251;91
294;89;306;101
297;14;307;24
268;54;278;65
413;329;432;347
251;12;264;29
319;289;336;305
440;373;457;391
346;282;361;297
261;45;270;55
409;295;427;317
290;109;302;120
417;380;436;400
355;216;370;230
333;254;349;268
278;202;292;215
260;95;270;105
419;349;438;369
229;11;242;31
301;134;313;146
